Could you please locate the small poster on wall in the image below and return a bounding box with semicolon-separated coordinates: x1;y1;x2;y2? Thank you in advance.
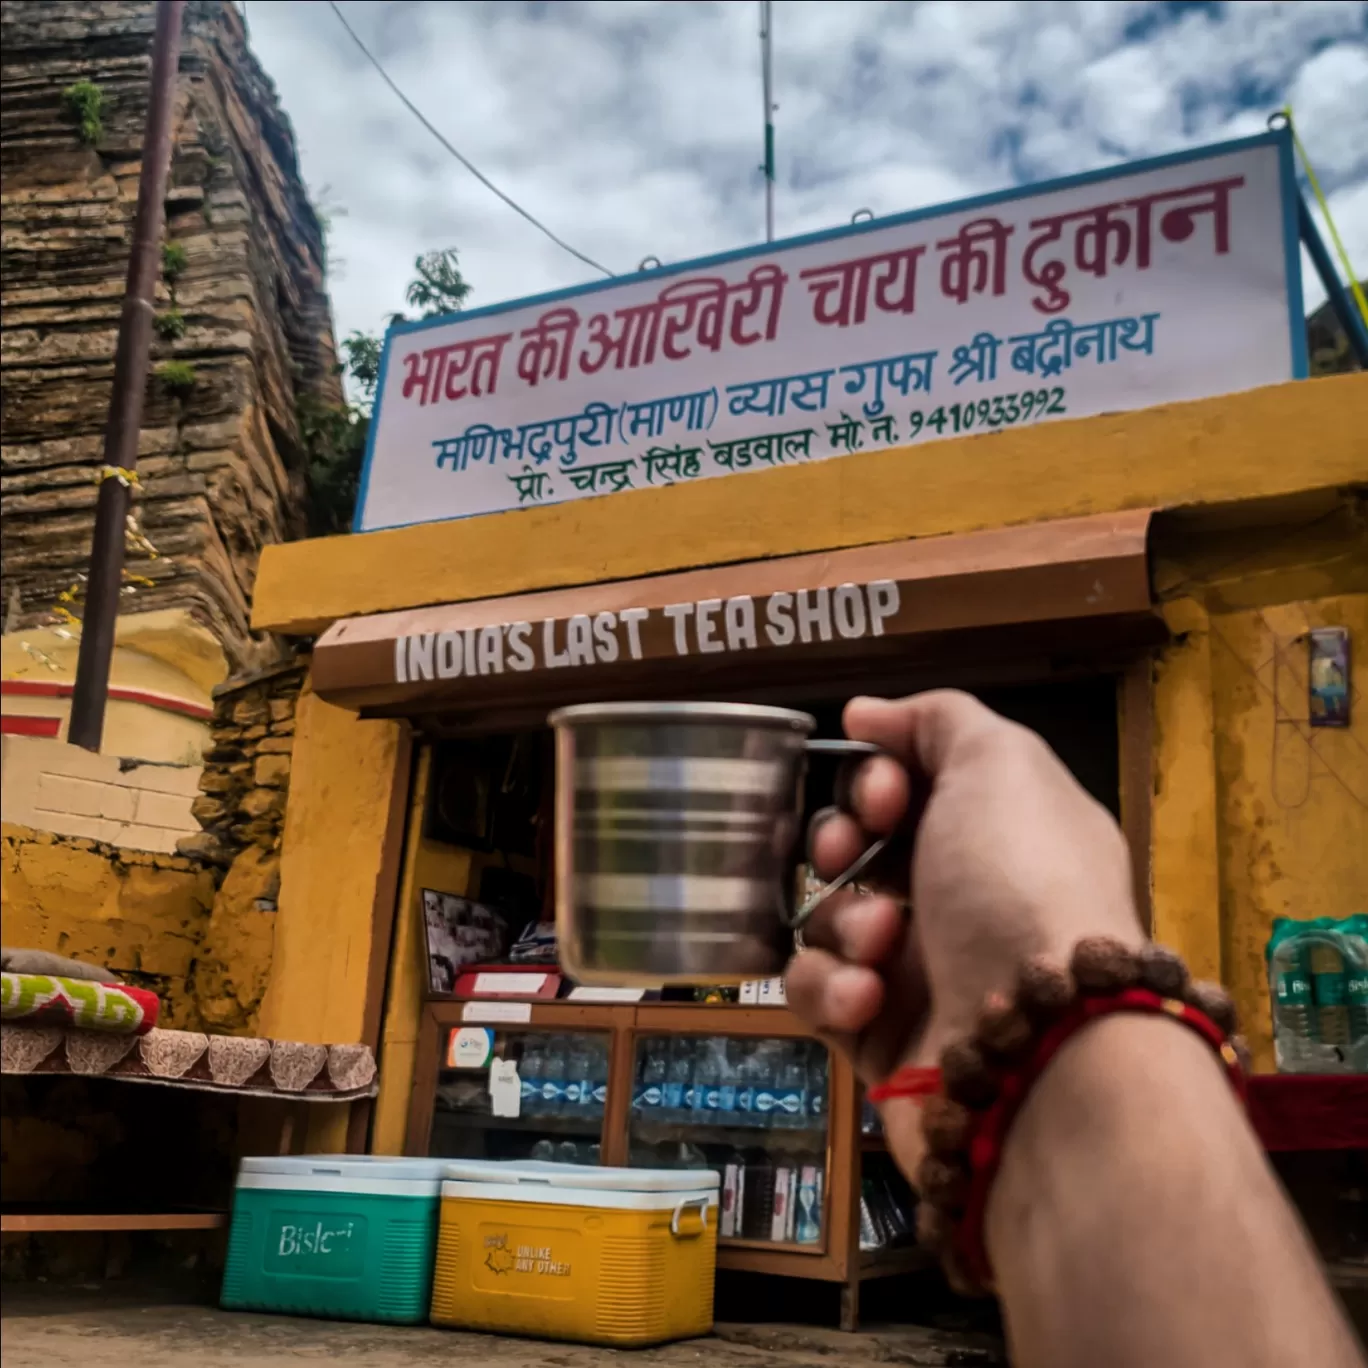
422;889;508;996
1308;627;1350;728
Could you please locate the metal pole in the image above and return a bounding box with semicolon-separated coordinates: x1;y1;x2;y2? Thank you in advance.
1299;195;1368;370
760;0;774;243
68;0;185;753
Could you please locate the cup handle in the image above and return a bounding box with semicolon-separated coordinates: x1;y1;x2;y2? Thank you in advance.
781;739;889;931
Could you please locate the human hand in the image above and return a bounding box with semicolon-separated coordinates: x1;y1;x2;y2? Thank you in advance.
785;690;1145;1103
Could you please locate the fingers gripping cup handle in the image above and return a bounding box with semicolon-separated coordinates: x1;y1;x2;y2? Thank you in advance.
782;739;889;932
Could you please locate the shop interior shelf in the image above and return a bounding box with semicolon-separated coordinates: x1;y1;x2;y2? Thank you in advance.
630;1118;827;1142
431;1110;602;1137
719;1235;826;1255
858;1245;936;1277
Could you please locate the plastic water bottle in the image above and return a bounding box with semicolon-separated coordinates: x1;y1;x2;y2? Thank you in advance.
716;1039;741;1125
692;1038;723;1123
562;1037;587;1110
530;1137;556;1161
775;1041;809;1129
663;1036;693;1123
586;1038;609;1120
751;1040;782;1128
1269;929;1316;1071
1311;941;1351;1056
734;1040;757;1127
1348;919;1368;1072
808;1044;828;1127
520;1039;544;1117
681;1040;699;1118
541;1036;566;1115
637;1037;666;1115
631;1039;648;1113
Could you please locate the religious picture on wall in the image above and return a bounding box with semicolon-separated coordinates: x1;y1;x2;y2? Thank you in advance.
1308;627;1350;728
421;890;508;996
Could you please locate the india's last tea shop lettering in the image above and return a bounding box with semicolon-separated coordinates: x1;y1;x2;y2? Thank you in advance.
392;580;901;683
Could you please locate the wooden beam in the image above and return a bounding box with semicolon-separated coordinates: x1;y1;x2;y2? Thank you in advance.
1;1213;226;1233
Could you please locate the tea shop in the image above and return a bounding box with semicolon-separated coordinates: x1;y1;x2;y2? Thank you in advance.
246;129;1366;1327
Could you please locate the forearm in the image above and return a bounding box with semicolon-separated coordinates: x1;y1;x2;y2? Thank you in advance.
984;1015;1363;1368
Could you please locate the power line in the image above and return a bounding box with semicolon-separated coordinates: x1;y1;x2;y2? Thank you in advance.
326;1;612;279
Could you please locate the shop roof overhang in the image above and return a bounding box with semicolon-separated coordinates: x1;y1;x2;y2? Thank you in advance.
312;509;1163;722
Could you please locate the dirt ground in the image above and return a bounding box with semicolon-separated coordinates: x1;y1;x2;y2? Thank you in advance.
0;1285;1006;1368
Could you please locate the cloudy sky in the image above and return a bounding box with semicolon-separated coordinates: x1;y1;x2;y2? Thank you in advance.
241;0;1367;352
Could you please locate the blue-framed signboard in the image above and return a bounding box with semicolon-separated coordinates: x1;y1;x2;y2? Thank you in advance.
354;129;1305;534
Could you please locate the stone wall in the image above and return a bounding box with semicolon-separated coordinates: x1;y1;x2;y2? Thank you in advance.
170;653;305;1033
1;0;342;669
182;654;302;866
0;822;216;1028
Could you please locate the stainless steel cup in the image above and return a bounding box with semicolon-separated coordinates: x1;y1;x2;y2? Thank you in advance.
550;702;886;986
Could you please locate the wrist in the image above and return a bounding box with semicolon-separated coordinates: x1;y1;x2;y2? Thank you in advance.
985;1012;1246;1268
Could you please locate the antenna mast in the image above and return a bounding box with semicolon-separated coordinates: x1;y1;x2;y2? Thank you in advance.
760;0;775;242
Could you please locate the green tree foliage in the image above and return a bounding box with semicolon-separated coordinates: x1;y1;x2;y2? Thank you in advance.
405;248;472;318
299;394;366;537
340;331;382;403
301;249;471;535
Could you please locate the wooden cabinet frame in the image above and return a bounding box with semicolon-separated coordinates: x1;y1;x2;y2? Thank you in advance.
404;998;928;1329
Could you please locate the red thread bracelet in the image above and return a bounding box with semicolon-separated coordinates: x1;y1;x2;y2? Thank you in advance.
866;988;1246;1288
867;1067;941;1102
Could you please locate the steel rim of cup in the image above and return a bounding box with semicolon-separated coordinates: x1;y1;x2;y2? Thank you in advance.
550;701;817;732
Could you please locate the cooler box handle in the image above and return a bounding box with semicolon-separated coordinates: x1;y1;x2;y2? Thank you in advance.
670;1196;709;1239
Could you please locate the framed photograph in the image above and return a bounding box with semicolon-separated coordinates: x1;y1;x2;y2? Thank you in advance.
1308;627;1350;728
421;889;508;997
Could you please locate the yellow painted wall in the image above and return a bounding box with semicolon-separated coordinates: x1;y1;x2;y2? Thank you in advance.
253;375;1367;636
1150;598;1225;982
254;672;408;1046
372;747;468;1153
1150;496;1367;1070
0;822;217;1028
1208;594;1367;1072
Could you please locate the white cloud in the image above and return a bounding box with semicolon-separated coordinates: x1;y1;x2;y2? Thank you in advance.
241;0;1368;348
1288;43;1368;180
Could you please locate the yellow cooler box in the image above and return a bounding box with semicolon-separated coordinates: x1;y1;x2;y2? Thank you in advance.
431;1160;719;1347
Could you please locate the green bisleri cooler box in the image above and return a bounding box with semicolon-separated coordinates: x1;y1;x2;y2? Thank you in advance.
221;1155;447;1323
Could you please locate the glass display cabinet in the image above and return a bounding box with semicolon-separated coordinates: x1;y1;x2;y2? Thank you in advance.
406;999;928;1329
428;1025;612;1165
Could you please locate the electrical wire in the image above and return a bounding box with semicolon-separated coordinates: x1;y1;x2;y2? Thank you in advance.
326;1;612;278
